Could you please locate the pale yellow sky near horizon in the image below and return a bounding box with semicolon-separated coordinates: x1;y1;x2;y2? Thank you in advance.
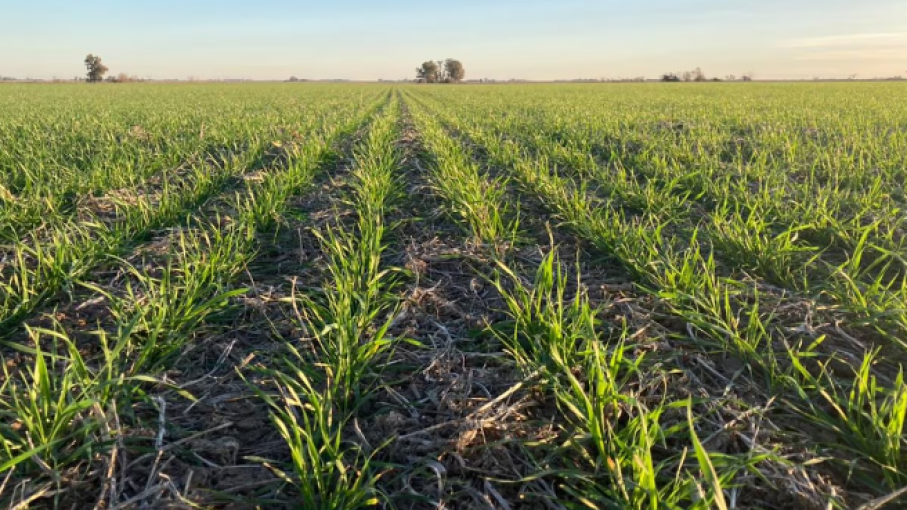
1;0;906;81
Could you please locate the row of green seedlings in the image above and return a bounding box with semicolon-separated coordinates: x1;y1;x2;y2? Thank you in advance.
0;141;269;341
0;88;310;242
416;94;907;503
0;100;384;507
404;97;515;248
423;90;902;353
419;91;907;350
0;99;367;340
582;111;904;347
541;119;907;352
408;91;847;343
249;101;405;508
462;95;903;253
413;85;907;256
0;133;247;242
406;91;736;510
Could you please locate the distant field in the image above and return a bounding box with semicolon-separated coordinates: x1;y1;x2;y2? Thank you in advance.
1;82;906;509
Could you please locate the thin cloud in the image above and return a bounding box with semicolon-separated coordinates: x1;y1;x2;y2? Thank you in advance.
781;33;906;49
793;48;907;61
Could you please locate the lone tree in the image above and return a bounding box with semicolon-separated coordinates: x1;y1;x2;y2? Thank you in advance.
416;61;439;83
444;59;465;83
84;54;109;83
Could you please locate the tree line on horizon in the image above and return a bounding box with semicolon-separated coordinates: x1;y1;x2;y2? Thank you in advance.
661;67;754;82
81;54;471;84
68;55;899;84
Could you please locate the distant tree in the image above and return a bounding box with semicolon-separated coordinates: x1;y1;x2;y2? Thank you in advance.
84;54;109;83
725;75;736;81
661;73;681;82
416;59;465;83
416;61;440;83
742;72;754;82
288;76;299;82
114;73;141;83
676;68;709;82
444;59;465;83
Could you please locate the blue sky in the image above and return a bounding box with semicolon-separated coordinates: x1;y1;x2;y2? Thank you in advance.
2;0;905;80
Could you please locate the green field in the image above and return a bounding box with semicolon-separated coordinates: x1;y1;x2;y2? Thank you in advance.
1;82;906;509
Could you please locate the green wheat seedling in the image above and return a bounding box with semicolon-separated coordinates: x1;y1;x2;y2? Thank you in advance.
821;227;907;348
0;223;114;337
233;176;291;235
489;250;602;372
488;251;745;509
708;204;819;290
247;344;387;510
786;348;907;490
0;153;256;339
0;320;206;507
1;330;104;481
0;323;166;499
89;224;252;372
296;221;400;410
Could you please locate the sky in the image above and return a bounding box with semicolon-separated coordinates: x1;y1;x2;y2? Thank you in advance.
1;0;906;81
